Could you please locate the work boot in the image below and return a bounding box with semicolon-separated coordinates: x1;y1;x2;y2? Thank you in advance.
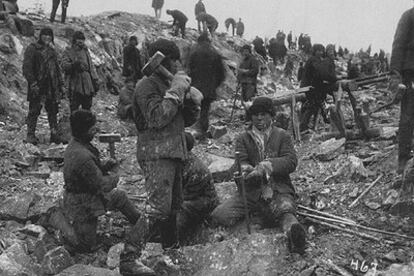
119;243;155;276
121;200;141;225
159;214;179;250
281;213;306;254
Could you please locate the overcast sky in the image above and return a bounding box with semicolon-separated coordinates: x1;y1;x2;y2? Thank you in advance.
21;0;413;52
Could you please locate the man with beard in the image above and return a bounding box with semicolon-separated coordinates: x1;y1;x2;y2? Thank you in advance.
188;32;226;139
238;44;259;102
124;38;201;275
62;31;99;112
211;97;306;254
166;9;188;38
50;0;69;23
23;27;64;145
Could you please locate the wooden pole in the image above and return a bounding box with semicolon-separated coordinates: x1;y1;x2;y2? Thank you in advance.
349;174;383;208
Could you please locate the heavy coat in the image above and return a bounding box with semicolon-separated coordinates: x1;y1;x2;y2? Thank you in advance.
22;42;63;101
63;138;118;220
235;126;297;196
194;1;205;16
390;7;414;73
238;54;259;84
169;9;188;26
122;44;142;82
132;73;199;161
236;21;244;36
188;41;225;101
152;0;164;9
62;45;98;97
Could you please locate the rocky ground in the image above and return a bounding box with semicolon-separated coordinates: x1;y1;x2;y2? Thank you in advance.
0;11;413;276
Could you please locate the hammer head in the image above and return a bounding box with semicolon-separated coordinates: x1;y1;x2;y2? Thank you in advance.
98;133;121;143
142;51;166;77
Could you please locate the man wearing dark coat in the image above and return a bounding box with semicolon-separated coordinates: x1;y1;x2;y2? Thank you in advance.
125;38;201;275
62;31;99;112
62;110;154;275
196;12;218;35
299;44;337;131
23;27;64;145
178;132;219;241
238;44;259;102
50;0;69;23
152;0;164;19
252;36;267;61
194;0;206;32
211;97;306;254
188;32;226;138
236;18;244;37
224;17;236;36
122;36;143;85
287;31;293;49
390;6;414;174
166;9;188;38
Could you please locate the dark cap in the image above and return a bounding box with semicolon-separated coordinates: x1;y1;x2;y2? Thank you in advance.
72;31;86;43
148;38;180;60
39;27;54;43
70;110;96;138
249;96;275;116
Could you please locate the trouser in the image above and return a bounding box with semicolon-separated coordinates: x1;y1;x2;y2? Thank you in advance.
65;189;139;252
27;98;59;136
398;70;414;164
69;92;93;112
207;23;218;34
177;197;217;240
173;22;186;37
199;98;212;133
128;158;183;250
211;192;296;227
50;0;68;23
197;19;202;32
241;82;257;102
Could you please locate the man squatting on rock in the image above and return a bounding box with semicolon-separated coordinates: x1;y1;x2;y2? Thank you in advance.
211;96;306;254
23;27;64;145
62;110;154;275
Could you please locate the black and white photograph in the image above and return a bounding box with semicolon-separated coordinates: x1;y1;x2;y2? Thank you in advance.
0;0;413;275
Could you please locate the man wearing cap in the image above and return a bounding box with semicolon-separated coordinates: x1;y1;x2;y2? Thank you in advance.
122;36;143;85
123;38;201;275
211;96;306;254
238;44;260;102
194;0;206;32
62;31;99;112
50;0;69;23
188;32;226;139
166;9;188;38
62;110;145;261
23;27;64;145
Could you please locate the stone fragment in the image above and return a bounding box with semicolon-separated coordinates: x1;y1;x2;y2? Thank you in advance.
106;243;124;269
208;125;228;140
41;246;74;275
207;154;234;182
315;138;345;161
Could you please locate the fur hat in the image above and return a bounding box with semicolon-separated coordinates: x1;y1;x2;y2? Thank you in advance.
248;96;275;116
39;27;54;43
312;44;325;56
148;38;180;61
72;31;86;44
241;44;251;53
70;110;96;139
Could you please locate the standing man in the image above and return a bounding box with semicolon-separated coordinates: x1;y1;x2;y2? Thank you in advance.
252;36;267;61
390;5;414;174
166;9;188;38
23;27;64;145
50;0;69;23
236;18;244;37
238;44;259;102
124;39;200;274
188;32;226;139
287;31;293;49
211;97;306;254
152;0;164;20
62;31;99;112
196;12;218;35
122;36;143;85
194;0;206;33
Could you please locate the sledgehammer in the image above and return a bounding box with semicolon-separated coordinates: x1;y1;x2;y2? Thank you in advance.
98;133;121;159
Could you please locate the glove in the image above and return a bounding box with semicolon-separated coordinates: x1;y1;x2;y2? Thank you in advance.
165;71;191;104
102;158;120;174
186;87;204;106
245;165;265;181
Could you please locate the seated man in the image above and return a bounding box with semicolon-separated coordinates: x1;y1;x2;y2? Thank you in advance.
211;97;306;254
178;133;219;242
62;110;154;274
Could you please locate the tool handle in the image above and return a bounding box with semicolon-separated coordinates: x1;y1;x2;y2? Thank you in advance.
157;65;174;81
109;143;116;159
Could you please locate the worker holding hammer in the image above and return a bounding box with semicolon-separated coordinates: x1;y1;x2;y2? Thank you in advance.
211;97;306;254
120;38;201;275
61;110;155;274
